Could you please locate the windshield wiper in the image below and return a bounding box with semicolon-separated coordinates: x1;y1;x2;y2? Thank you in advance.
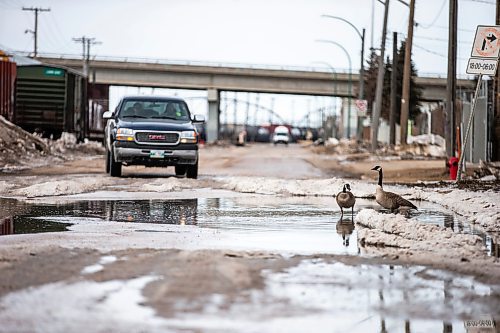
122;115;148;118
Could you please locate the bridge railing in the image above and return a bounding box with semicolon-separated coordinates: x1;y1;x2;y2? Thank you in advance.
18;51;353;74
18;51;475;80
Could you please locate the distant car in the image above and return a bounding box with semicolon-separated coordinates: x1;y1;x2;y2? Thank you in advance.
272;126;290;145
255;127;271;142
103;96;205;178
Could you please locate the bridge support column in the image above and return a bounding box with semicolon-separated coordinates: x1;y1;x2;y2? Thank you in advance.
206;88;220;143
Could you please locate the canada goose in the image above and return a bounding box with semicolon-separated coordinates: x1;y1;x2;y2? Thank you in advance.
336;183;356;217
371;165;417;212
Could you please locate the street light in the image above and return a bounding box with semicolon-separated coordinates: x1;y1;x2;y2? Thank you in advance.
316;39;353;139
321;15;365;99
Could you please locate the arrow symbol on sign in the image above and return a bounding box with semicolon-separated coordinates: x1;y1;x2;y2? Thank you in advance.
482;34;497;51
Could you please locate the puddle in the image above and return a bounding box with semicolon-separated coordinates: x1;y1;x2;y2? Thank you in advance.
0;197;498;258
165;259;500;332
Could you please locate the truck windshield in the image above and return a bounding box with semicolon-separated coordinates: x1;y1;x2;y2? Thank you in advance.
119;100;190;121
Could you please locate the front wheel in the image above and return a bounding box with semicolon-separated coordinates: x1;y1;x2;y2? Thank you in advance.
105;150;111;173
109;148;122;177
186;162;198;179
175;165;187;176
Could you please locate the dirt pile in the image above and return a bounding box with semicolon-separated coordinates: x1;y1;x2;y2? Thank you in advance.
314;134;446;161
0;116;104;172
473;161;500;180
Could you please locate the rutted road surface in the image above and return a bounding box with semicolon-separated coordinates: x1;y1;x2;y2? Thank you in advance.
0;143;499;333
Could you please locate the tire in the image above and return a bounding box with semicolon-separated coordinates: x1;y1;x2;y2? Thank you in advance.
175;165;187;176
109;148;122;177
186;161;198;179
105;149;111;174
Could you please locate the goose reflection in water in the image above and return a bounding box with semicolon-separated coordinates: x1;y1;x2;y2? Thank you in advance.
336;216;355;247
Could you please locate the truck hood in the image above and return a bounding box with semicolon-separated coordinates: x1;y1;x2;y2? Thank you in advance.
117;119;195;132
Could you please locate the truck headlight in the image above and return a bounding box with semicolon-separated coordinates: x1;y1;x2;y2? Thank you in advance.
116;128;134;141
180;131;197;144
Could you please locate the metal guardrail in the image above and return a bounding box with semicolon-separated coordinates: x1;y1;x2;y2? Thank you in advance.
17;51;476;80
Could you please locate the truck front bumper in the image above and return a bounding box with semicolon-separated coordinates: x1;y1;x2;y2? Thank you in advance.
113;146;198;166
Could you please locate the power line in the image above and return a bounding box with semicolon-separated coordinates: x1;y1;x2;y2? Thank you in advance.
417;0;447;29
22;6;51;57
413;35;469;44
46;12;74;50
413;43;469;61
462;0;494;4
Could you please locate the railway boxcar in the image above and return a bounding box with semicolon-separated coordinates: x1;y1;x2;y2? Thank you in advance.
0;50;16;122
15;64;88;140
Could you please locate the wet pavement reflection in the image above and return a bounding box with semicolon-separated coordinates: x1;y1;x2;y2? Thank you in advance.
165;259;500;333
0;196;498;257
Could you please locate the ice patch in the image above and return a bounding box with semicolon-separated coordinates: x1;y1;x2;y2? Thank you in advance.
81;255;118;275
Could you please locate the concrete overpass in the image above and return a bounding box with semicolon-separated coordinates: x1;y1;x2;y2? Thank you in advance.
37;56;476;141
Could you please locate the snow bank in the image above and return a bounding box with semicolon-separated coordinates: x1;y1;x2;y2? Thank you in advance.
407;134;445;147
409;187;500;232
0;181;15;193
49;133;104;156
355;209;485;257
12;177;110;198
219;176;376;197
142;178;185;192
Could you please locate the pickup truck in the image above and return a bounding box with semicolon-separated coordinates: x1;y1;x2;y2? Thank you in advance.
103;96;205;178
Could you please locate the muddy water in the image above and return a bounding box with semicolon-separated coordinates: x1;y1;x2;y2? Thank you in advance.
0;196;498;257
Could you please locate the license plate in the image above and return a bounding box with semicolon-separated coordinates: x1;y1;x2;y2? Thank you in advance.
150;150;164;158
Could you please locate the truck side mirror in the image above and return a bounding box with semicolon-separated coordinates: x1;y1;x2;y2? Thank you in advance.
102;111;114;119
192;114;205;123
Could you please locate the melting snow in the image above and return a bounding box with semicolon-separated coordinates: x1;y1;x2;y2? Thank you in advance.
355;209;485;257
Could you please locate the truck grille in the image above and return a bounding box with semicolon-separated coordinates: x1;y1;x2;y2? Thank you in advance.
135;132;179;144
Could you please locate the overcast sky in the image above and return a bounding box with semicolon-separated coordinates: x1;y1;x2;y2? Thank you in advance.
0;0;496;124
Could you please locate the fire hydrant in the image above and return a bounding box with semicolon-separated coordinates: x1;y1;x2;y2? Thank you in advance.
448;157;459;180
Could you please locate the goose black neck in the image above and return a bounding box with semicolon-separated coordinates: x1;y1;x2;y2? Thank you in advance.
343;185;347;193
378;169;383;187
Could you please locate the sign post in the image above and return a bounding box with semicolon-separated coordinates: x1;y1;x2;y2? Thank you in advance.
457;25;500;181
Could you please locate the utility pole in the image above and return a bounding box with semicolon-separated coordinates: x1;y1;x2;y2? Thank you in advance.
493;1;500;161
390;32;398;145
446;0;458;157
371;0;390;152
23;7;50;57
400;0;416;145
72;36;101;77
371;0;375;50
